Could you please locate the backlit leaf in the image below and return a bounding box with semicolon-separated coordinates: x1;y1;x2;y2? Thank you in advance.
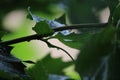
27;7;71;36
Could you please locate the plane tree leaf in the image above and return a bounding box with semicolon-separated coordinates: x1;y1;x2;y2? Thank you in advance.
75;25;116;79
27;54;73;80
27;7;71;36
54;32;93;49
32;21;54;35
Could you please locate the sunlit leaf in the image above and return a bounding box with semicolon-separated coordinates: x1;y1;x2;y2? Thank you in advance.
27;7;71;36
27;54;73;80
27;7;65;28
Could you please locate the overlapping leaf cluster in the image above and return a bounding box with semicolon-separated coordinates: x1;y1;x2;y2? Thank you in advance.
75;0;120;80
0;0;120;80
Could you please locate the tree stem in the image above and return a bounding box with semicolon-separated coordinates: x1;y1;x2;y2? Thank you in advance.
0;23;108;45
54;23;108;31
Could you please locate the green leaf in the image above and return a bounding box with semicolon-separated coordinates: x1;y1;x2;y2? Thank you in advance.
0;31;5;42
27;7;65;28
26;13;33;21
56;13;66;24
75;26;116;77
27;7;44;22
0;70;12;80
108;43;120;80
32;21;54;35
103;0;119;22
27;54;73;80
27;7;71;36
112;4;120;25
55;32;92;49
68;0;107;24
103;0;119;13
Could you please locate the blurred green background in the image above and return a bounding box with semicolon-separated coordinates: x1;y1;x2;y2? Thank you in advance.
0;0;110;80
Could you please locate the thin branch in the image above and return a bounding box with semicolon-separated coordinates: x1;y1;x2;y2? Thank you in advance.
54;23;108;31
0;33;53;45
0;23;108;45
42;39;75;62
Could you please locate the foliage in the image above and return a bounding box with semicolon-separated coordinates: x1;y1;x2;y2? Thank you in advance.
27;54;72;80
75;0;120;79
54;32;92;49
32;21;54;35
75;26;116;79
0;0;120;80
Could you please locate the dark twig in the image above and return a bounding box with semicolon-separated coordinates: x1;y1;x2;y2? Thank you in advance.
0;23;108;45
0;33;53;45
42;39;75;62
54;23;108;31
